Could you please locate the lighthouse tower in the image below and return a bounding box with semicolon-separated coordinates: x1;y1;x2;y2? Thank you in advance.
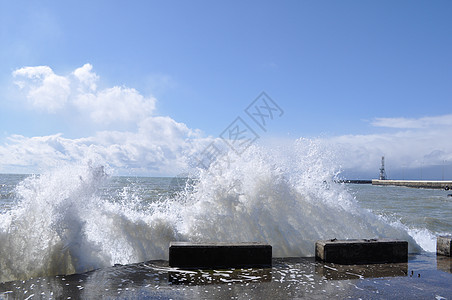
379;156;387;180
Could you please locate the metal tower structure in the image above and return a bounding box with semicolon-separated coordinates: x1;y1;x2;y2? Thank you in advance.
379;156;387;180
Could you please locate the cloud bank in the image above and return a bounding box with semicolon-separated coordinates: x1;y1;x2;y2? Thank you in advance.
3;63;452;178
371;114;452;129
13;66;71;113
321;115;452;179
4;64;208;175
13;63;156;124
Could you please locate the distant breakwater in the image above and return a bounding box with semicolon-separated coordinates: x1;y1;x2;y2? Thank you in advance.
336;179;372;184
372;180;452;190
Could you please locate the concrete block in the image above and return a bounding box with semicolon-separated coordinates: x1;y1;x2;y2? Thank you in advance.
315;239;408;264
437;236;452;256
169;242;272;269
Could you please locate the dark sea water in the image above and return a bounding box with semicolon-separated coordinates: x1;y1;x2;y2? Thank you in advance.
1;147;451;298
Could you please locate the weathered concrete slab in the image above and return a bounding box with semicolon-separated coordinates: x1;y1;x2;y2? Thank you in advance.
315;239;408;264
437;236;452;256
169;242;272;269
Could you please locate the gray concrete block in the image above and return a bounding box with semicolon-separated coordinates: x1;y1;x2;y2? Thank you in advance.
437;236;452;256
315;239;408;264
169;242;272;269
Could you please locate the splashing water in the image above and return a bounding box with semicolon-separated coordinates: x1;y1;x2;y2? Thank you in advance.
0;165;181;282
177;140;420;256
0;140;422;282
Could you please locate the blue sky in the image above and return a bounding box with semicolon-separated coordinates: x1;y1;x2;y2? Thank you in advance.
1;1;451;178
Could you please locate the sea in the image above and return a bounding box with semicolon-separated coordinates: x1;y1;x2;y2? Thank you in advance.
0;144;451;299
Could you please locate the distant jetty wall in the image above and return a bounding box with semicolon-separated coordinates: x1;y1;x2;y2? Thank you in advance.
336;180;372;184
372;180;452;189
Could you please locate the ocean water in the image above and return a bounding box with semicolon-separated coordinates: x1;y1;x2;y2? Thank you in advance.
0;142;451;298
347;184;452;252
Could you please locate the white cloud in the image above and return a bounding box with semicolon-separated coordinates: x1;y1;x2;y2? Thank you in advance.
318;114;452;177
371;114;452;129
2;108;452;176
321;127;452;175
74;86;156;124
8;64;452;177
73;63;99;92
2;63;208;175
12;64;156;124
13;66;71;113
13;66;54;79
138;116;195;141
0;115;210;176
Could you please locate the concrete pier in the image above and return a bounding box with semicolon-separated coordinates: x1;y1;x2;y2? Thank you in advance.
437;236;452;256
169;242;272;269
315;239;408;264
372;179;452;189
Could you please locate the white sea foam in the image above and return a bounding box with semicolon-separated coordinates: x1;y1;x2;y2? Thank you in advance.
0;164;180;282
0;139;427;282
406;228;437;252
176;140;420;257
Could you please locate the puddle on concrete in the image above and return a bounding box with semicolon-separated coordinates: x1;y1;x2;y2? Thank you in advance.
1;254;451;299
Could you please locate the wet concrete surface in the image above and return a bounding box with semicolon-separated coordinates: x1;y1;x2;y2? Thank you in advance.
1;253;451;299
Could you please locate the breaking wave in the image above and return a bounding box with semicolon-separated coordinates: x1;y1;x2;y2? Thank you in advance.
0;139;422;282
